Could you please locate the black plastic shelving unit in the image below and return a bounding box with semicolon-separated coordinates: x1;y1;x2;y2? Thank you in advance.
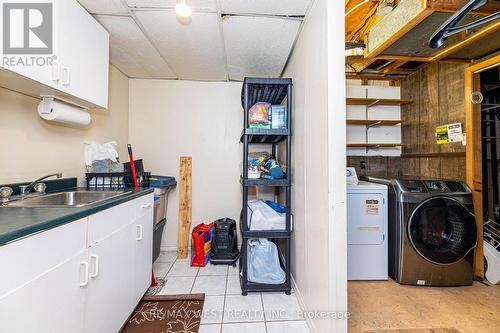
239;77;293;296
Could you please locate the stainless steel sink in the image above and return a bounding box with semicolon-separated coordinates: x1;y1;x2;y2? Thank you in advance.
5;190;131;208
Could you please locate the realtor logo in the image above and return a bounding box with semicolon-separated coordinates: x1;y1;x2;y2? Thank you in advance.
2;3;53;54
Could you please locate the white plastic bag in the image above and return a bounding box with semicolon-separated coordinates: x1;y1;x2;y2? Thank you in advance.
247;238;286;284
84;141;119;169
248;200;286;230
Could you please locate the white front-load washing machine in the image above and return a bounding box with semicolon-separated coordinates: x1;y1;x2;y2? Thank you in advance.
347;181;388;280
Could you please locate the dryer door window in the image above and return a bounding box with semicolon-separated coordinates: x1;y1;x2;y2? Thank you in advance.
408;197;477;265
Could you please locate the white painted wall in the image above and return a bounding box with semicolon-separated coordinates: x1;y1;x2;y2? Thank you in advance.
0;66;129;184
283;0;347;332
128;80;243;250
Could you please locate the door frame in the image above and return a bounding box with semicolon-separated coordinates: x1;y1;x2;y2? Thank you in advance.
465;54;500;279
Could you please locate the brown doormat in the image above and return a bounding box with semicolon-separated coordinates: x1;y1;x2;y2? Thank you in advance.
120;294;205;333
364;329;460;333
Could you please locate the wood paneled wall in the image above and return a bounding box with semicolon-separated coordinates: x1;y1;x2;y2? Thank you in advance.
346;62;468;181
347;156;403;178
401;62;468;181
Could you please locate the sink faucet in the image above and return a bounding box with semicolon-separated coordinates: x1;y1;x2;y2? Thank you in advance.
20;173;63;198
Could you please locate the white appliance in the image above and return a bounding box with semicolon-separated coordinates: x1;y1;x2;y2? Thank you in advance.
484;240;500;285
347;181;388;280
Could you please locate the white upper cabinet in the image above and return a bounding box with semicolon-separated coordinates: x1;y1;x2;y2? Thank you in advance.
0;0;109;109
54;0;109;108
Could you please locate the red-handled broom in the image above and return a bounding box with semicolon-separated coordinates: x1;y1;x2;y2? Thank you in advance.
127;144;139;189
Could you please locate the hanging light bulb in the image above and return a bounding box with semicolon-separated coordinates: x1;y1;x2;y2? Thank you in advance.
175;0;192;17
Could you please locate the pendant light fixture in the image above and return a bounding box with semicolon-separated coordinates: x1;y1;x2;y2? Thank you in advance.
175;0;192;17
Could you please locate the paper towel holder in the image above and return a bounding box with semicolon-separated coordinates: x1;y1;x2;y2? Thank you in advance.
38;95;54;115
37;95;92;126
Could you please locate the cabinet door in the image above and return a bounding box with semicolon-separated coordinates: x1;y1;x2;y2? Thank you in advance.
0;217;87;297
84;225;135;333
0;62;59;90
134;196;154;302
87;200;135;246
0;250;88;333
54;0;109;108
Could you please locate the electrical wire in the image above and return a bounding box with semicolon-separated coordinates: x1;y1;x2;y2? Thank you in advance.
345;0;372;17
351;9;378;42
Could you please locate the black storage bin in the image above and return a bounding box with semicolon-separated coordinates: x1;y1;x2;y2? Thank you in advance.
153;218;167;262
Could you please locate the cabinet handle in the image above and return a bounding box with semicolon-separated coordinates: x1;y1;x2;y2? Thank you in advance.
90;254;99;278
136;225;143;241
62;67;71;86
79;261;89;287
141;203;152;209
52;61;60;82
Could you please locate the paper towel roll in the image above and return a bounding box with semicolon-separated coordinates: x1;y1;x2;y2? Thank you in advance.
37;97;91;126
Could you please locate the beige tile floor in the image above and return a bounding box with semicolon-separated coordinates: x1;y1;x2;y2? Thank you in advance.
348;279;500;333
153;251;310;333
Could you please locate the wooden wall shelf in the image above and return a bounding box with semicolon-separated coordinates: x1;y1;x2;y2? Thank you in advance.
346;98;411;106
347;119;401;126
401;152;466;158
347;143;404;148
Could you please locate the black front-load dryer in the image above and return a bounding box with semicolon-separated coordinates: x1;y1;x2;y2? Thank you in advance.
363;177;477;286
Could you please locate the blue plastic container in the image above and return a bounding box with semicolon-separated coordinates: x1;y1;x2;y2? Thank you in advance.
149;175;177;188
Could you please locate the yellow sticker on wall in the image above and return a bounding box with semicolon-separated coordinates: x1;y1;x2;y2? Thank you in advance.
436;123;463;145
436;125;449;144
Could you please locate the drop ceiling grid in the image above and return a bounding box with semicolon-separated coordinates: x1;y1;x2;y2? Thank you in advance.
215;0;230;81
78;0;313;81
223;16;302;81
77;0;129;15
126;0;218;11
94;15;177;79
134;11;228;81
220;0;311;16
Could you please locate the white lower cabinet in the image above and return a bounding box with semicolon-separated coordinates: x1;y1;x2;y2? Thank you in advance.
134;200;154;301
84;224;136;333
0;250;88;333
0;193;154;333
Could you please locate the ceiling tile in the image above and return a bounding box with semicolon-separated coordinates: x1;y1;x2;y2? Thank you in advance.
220;0;311;16
94;15;177;79
77;0;128;14
134;11;227;81
126;0;217;11
223;16;301;81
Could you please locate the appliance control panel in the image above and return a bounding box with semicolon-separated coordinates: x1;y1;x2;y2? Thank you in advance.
424;180;451;193
399;180;427;193
396;179;468;194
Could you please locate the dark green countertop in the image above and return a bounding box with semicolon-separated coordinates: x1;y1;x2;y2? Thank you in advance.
0;187;154;246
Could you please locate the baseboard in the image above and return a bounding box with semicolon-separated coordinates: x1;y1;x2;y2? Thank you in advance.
291;274;318;333
161;243;243;255
160;245;178;252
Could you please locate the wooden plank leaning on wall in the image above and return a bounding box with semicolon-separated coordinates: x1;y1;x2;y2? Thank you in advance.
178;156;192;259
465;54;500;280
